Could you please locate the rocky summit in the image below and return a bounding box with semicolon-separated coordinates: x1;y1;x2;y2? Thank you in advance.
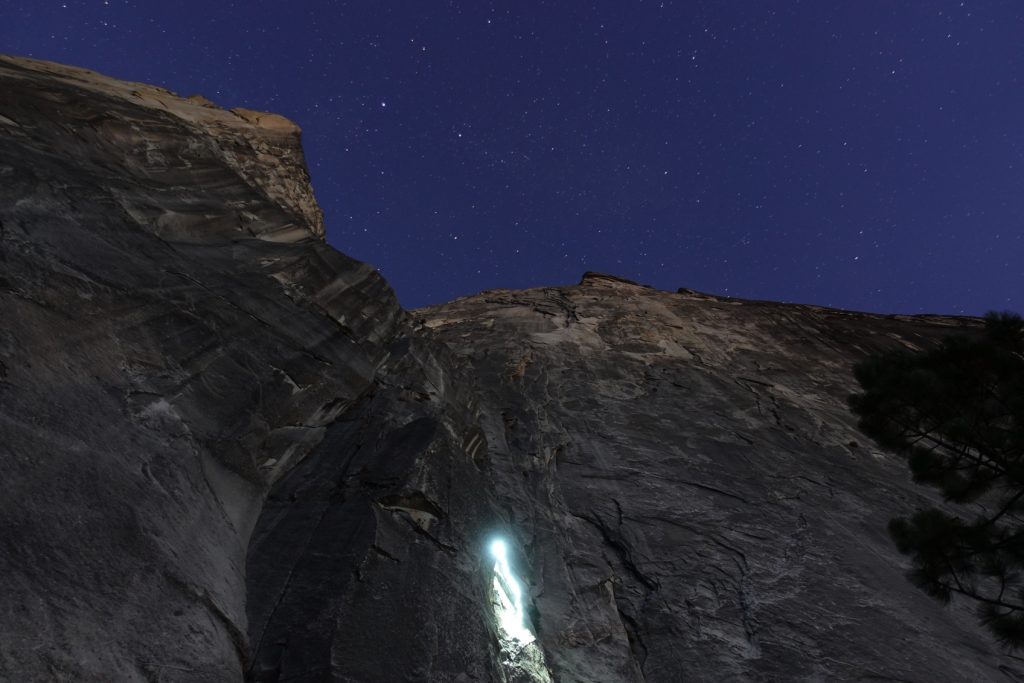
0;56;1015;682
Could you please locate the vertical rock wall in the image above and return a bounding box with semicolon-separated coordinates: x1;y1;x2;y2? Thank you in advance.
2;56;1018;682
418;274;1019;682
0;56;401;681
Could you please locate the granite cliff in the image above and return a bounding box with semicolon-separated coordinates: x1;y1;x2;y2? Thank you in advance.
0;56;1017;682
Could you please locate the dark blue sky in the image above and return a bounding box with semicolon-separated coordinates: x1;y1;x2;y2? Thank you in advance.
4;1;1023;313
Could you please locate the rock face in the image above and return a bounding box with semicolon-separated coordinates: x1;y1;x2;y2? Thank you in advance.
418;276;1010;682
0;55;401;681
0;56;1017;682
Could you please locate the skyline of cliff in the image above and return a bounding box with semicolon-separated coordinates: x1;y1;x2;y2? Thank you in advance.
3;1;1021;314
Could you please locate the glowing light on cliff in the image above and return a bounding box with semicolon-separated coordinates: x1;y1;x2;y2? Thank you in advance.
489;538;535;644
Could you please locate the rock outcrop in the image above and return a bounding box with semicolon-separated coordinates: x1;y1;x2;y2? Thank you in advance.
0;56;1017;682
418;275;1009;681
0;55;401;681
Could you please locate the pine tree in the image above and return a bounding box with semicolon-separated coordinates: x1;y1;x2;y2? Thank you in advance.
849;311;1024;646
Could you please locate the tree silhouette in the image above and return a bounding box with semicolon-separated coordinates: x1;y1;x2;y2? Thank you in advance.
849;311;1024;646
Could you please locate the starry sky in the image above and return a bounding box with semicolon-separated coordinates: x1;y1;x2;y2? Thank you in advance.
4;1;1023;314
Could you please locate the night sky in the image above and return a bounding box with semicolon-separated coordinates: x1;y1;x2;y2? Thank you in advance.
4;2;1023;314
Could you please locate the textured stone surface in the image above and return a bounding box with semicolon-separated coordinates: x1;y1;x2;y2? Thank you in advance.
0;55;400;681
1;56;1019;682
418;273;1018;682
